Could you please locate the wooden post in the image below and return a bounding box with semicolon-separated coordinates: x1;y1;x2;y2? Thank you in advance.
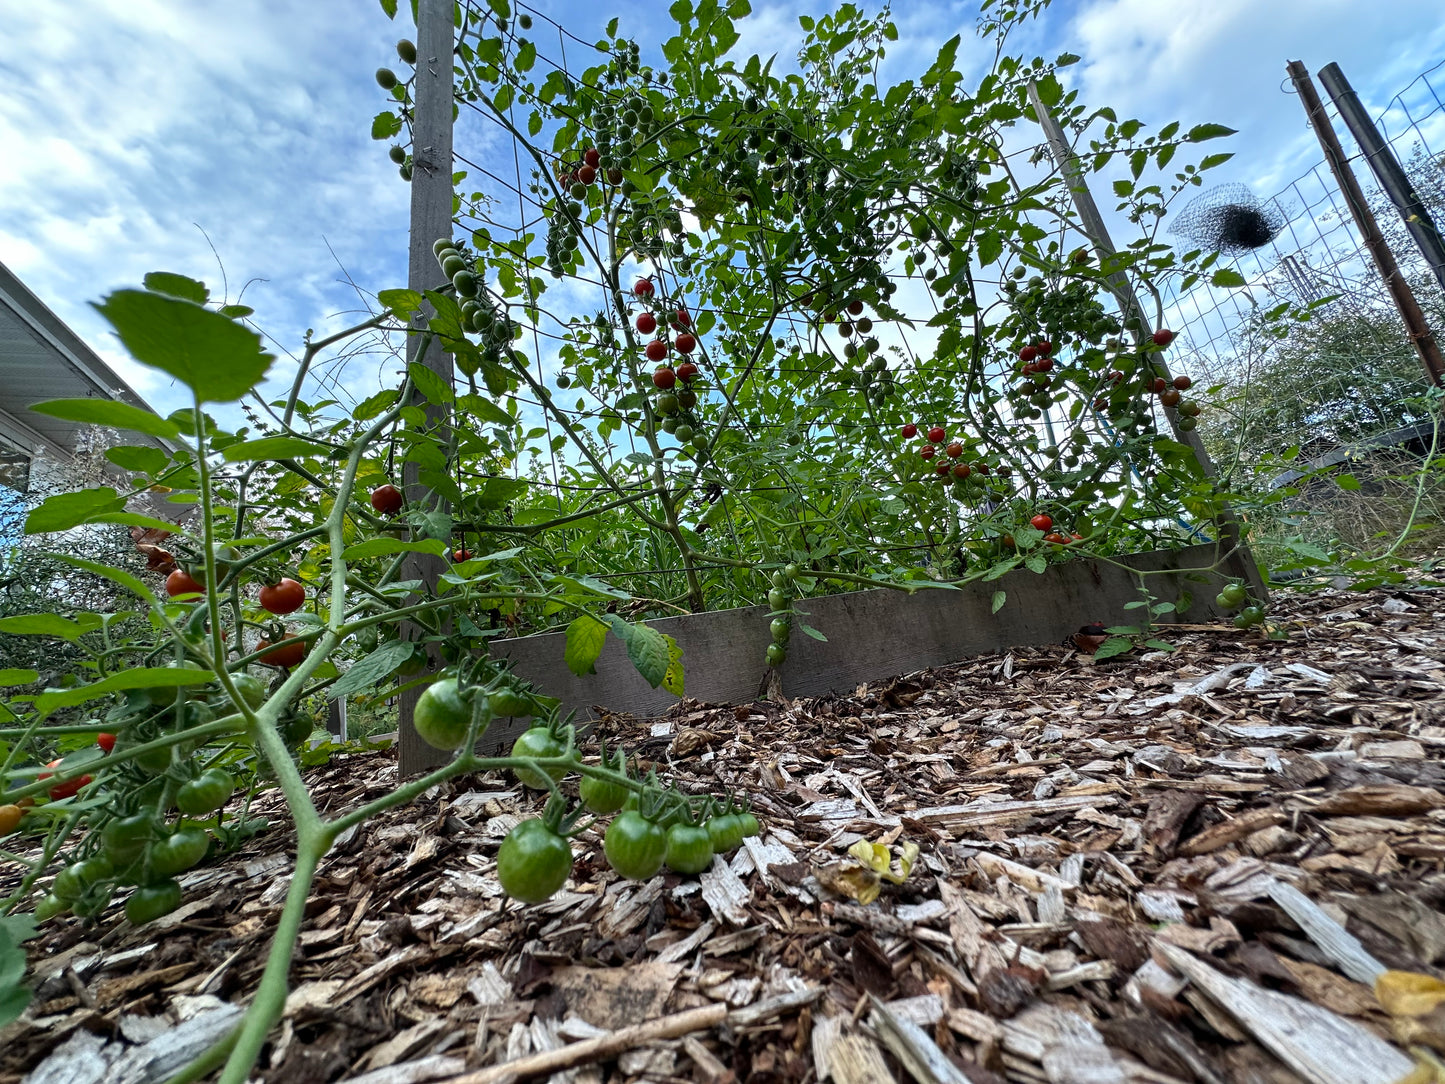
1308;61;1445;384
1025;81;1269;602
398;0;455;775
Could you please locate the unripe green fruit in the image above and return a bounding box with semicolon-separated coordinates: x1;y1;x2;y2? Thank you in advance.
376;68;398;89
765;643;787;666
396;39;417;64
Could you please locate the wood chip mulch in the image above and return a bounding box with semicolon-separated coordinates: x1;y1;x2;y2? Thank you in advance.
4;583;1445;1084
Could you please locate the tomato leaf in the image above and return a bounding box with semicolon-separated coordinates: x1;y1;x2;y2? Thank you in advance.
0;669;40;686
564;615;608;677
221;437;328;462
29;398;180;441
1092;637;1134;661
24;488;127;534
31;667;214;714
991;590;1006;614
661;634;685;697
409;361;454;405
341;537;448;560
142;272;209;304
605;616;669;688
94;289;274;403
0;614;103;641
1211;268;1247;287
328;640;416;699
377;288;424;318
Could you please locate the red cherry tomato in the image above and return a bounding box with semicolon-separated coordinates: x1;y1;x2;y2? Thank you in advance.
1019;346;1037;362
1031;514;1053;531
583;147;600;168
674;308;692;328
39;761;92;801
259;578;305;615
1044;532;1067;544
1173;374;1192;390
577;164;596;184
636;312;657;334
371;484;404;515
1036;357;1053;372
165;569;204;598
919;444;936;460
900;423;917;438
97;733;117;754
633;278;654;298
945;442;962;458
1036;339;1052;356
653;367;676;390
951;463;970;479
256;637;307;669
675;333;696;354
452;547;473;562
935;462;951;476
675;362;698;382
645;339;668;362
1153;328;1175;347
926;426;946;443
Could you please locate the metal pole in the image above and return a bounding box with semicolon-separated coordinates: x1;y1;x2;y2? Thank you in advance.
398;0;455;776
1318;61;1445;297
1025;81;1269;603
1286;61;1445;387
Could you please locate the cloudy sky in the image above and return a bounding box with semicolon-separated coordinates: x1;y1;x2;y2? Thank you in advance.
1;0;1442;423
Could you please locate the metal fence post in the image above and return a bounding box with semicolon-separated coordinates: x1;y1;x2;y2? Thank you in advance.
1287;61;1445;387
398;0;456;776
1025;81;1269;602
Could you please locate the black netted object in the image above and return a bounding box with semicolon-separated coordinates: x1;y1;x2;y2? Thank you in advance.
1169;183;1285;255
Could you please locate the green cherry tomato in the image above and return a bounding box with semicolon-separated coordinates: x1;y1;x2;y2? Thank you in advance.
282;712;314;746
33;893;68;921
765;643;787;666
1215;592;1235;610
495;818;573;904
126;879;183;925
770;618;791;643
1220;583;1247;606
738;812;760;837
706;814;744;855
149;826;211;877
580;772;630;815
413;677;473;751
175;699;215;730
604;811;668;880
784;563;801;580
101;814;156;865
176;769;236;816
510;727;565;789
228;673;267;710
664;823;715;875
71;885;114;920
488;687;534;719
766;588;787;610
1234;606;1265;629
53;857;113;902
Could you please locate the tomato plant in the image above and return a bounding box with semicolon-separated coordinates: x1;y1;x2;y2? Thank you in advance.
258;578;306;615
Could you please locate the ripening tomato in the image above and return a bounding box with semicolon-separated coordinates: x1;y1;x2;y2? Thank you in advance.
0;804;21;837
926;426;946;443
919;444;936;460
1030;514;1052;531
636;312;657;334
945;442;963;458
952;463;970;479
1159;389;1182;408
256;637;307;669
652;367;676;390
259;578;305;615
1152;328;1175;347
39;761;92;801
1044;532;1067;544
675;362;698;382
578;164;596;184
645;340;668;362
1108;370;1125;384
900;423;917;438
1173;374;1192;390
633;278;654;298
166;569;204;598
371;484;404;515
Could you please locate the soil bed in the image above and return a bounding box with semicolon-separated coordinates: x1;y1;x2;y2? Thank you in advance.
4;583;1445;1083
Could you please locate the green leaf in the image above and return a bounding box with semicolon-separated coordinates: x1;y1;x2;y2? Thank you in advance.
30;398;179;441
605;615;668;688
564;615;608;677
379;0;397;17
982;556;1020;581
1186;123;1236;142
408;362;454;405
32;667;214;714
94;290;273;402
377;288;424;318
0;614;103;641
49;554;154;603
0;669;40;686
470;477;528;510
1334;473;1362;491
991;590;1006;614
514;39;536;71
143;272;208;304
1024;552;1047;574
221;436;326;462
353;388;399;421
1198;152;1234;170
25;488;126;534
975;231;1003;266
661;634;685;696
1143;639;1177;652
1092;637;1134;661
372;111;403;139
457;394;514;427
328;640;416;698
105;445;169;474
1210;268;1247;287
798;623;828;642
341;537;448;561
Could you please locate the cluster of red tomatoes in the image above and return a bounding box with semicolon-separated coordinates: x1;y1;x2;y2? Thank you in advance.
901;423;1008;481
1027;513;1084;546
1017;339;1054;371
820;298;873;339
635;278;699;389
557;146;623;192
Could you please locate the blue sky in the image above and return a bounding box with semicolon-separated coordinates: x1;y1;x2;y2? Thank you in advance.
1;0;1443;425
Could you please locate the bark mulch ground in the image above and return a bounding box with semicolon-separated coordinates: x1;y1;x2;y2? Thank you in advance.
4;583;1445;1084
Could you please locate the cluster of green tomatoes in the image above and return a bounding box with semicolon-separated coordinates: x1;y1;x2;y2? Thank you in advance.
1214;580;1267;629
763;564;803;667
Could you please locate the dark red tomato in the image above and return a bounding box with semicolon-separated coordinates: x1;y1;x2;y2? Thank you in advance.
645;340;669;362
166;569;204;598
951;463;971;479
496;818;573;904
1036;339;1052;355
584;147;600;168
636;312;657;334
607;168;622;184
1108;370;1125;384
919;444;936;460
675;362;698;382
97;732;117;754
604;811;667;880
675;333;696;353
945;442;962;458
1030;514;1052;531
1151;377;1167;393
1019;345;1037;362
1173;374;1192;390
371;484;404;515
926;426;946;443
934;462;950;476
674;308;692;328
256;637;307;669
900;423;917;438
1153;328;1175;347
1036;357;1054;371
452;547;473;562
259;578;305;615
578;164;597;184
974;462;990;475
1159;389;1182;408
1044;532;1067;544
652;366;676;389
633;278;654;298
